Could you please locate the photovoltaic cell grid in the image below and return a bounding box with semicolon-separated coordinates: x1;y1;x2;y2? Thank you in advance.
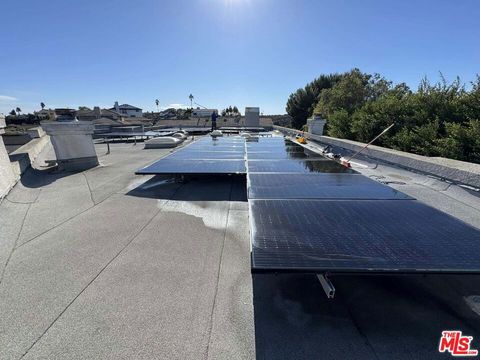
136;159;246;175
250;200;480;273
246;137;480;274
247;159;356;174
247;173;413;200
136;137;247;175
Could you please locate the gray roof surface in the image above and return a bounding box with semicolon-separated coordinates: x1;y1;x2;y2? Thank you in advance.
0;136;480;359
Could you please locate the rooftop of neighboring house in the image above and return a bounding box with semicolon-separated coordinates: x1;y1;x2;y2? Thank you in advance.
109;103;142;111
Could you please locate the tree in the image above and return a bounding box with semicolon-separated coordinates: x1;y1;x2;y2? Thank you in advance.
40;102;45;110
233;106;239;115
189;94;194;109
436;120;480;163
15;107;22;115
286;73;343;129
314;69;378;117
221;109;227;117
326;110;352;139
287;69;480;163
228;106;233;115
9;109;16;116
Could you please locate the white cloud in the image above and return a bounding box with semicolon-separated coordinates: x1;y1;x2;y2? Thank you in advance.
0;95;18;102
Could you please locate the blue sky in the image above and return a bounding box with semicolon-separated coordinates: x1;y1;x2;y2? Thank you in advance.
0;0;478;115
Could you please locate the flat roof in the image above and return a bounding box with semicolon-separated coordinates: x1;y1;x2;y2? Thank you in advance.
1;137;480;359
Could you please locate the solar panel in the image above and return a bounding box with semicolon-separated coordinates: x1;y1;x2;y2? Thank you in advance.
246;146;310;154
188;145;245;151
168;151;245;160
247;173;413;200
247;159;356;174
136;159;246;175
250;199;480;273
197;137;245;143
246;152;323;160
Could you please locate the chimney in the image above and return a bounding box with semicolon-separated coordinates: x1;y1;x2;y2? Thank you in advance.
114;101;119;113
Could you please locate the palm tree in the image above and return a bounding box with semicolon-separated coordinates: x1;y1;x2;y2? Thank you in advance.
9;109;16;116
189;94;194;109
15;107;22;115
40;102;45;110
155;99;159;112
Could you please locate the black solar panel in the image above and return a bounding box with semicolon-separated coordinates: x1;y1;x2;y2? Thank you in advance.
247;159;356;174
246;144;305;151
196;138;245;144
188;145;245;151
246;141;288;147
246;152;323;160
168;151;245;160
250;199;480;273
247;173;413;200
136;159;246;175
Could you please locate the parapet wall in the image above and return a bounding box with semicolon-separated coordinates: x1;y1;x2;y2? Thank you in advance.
0;124;51;199
273;125;480;189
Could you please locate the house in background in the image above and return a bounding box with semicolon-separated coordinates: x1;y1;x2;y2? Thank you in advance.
192;108;217;118
75;107;123;121
110;102;143;117
34;108;56;120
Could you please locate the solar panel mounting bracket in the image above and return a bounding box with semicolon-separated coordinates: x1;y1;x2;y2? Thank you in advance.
317;273;335;299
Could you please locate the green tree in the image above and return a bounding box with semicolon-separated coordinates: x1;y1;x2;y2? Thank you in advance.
286;73;343;129
327;110;352;138
9;109;16;116
15;107;22;115
40;102;46;110
315;69;390;118
436;120;480;162
286;70;480;163
351;84;412;143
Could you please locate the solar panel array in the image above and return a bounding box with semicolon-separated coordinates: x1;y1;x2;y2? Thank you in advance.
136;137;247;175
247;137;480;274
136;135;480;275
251;199;480;273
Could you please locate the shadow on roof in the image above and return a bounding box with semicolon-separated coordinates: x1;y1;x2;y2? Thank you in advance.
126;175;247;202
17;166;77;188
252;273;480;359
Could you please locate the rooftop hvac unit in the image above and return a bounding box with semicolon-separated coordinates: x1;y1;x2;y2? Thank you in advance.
245;107;259;127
